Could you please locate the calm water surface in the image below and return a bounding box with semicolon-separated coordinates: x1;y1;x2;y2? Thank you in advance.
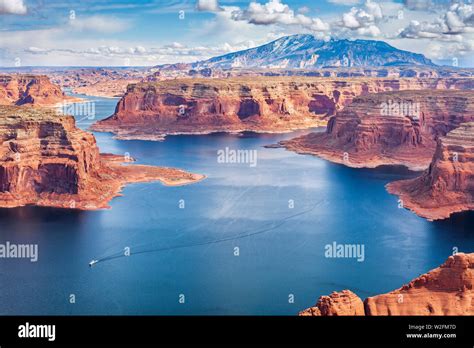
0;94;472;315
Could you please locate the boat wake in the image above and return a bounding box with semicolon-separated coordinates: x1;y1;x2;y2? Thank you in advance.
89;199;326;267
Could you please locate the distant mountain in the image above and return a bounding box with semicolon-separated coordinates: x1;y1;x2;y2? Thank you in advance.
190;34;435;69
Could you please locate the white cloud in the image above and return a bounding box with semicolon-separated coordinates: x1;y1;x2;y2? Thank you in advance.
68;16;129;34
230;0;330;31
357;24;381;36
342;9;364;28
444;3;474;33
0;0;27;15
399;20;446;39
196;0;222;12
365;0;382;19
340;0;382;36
403;0;432;11
399;3;474;39
297;6;310;14
11;39;265;66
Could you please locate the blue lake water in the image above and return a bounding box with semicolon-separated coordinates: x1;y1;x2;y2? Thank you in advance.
0;94;473;315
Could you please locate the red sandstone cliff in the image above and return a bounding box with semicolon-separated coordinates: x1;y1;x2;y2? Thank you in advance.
282;90;474;171
387;122;474;220
300;253;474;316
0;106;204;210
299;290;365;316
91;77;474;140
0;74;74;106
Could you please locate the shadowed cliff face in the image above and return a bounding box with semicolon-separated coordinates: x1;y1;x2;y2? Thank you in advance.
387;122;474;220
282;90;474;171
0;75;67;106
300;253;474;316
0;106;204;210
91;77;474;140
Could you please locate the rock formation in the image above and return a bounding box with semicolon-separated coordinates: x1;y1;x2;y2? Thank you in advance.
91;77;474;140
300;253;474;316
0;74;73;106
282;90;474;171
0;106;204;210
299;290;365;316
48;67;145;98
387;122;474;220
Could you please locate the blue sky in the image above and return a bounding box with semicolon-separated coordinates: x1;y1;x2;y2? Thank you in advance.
0;0;473;67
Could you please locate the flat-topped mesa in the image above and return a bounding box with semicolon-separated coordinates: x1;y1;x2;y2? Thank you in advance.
0;74;72;107
387;122;474;220
300;253;474;316
0;106;204;210
90;77;474;140
282;89;474;171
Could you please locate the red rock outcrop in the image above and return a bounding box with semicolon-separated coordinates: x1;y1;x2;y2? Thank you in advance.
48;67;145;98
91;77;474;140
299;290;365;316
300;253;474;316
0;74;74;106
387;122;474;220
282;90;474;171
0;106;204;210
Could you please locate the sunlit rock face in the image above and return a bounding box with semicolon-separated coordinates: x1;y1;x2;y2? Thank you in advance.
0;75;66;106
301;253;474;316
91;76;473;140
282;89;474;171
387;122;474;220
0;106;204;210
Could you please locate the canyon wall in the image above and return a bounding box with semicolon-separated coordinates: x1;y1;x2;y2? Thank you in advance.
0;106;204;209
91;77;474;140
282;89;474;170
300;253;474;316
0;74;68;106
387;122;474;220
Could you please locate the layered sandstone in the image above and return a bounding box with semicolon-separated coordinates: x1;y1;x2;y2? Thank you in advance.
387;123;474;220
0;74;74;106
73;79;140;98
91;77;474;140
0;106;204;210
48;67;145;98
282;89;474;171
299;290;365;316
300;253;474;316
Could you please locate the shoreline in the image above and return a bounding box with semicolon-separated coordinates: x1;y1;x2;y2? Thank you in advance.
386;180;474;221
0;153;206;211
89;120;328;141
279;138;431;172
